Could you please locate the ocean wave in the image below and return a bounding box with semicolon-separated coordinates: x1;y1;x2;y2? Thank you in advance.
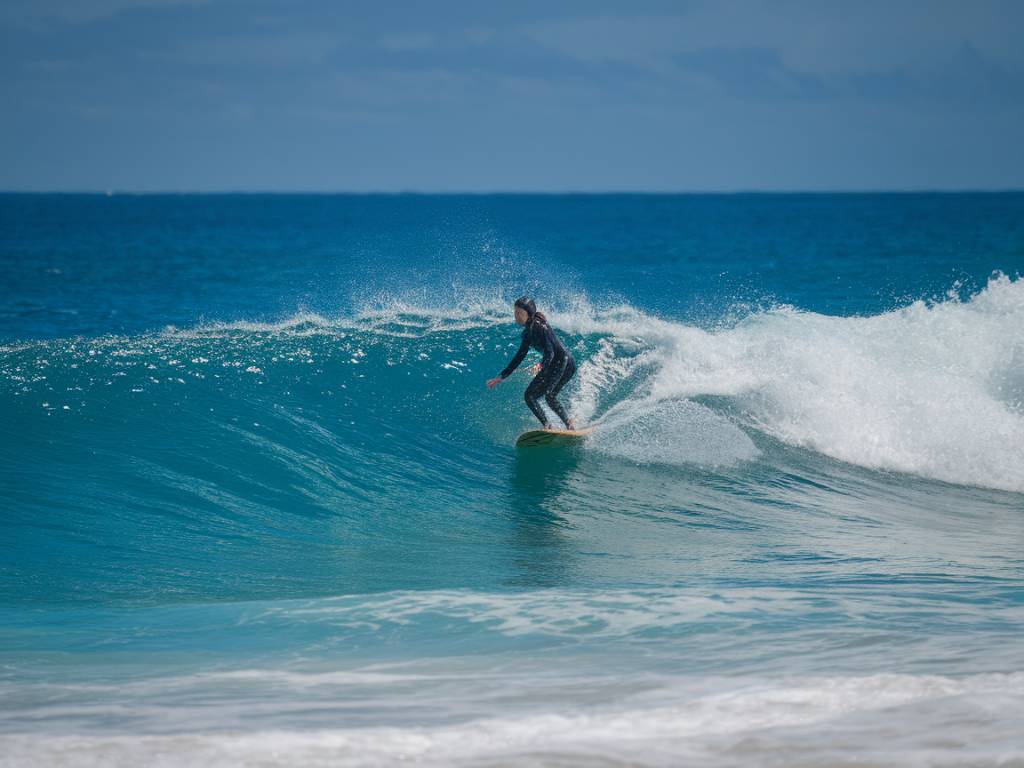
3;276;1023;493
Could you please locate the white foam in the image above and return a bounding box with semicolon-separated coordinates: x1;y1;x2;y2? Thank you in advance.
2;672;1021;767
555;275;1024;492
279;588;773;637
587;397;760;468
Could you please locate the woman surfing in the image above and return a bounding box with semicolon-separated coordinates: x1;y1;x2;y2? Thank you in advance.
487;297;577;431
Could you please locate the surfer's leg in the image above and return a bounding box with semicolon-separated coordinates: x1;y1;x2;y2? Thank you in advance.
524;374;551;427
544;356;575;428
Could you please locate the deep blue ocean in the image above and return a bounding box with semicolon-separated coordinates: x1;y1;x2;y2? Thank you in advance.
2;193;1024;766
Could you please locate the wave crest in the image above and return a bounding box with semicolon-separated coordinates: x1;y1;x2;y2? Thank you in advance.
557;274;1024;491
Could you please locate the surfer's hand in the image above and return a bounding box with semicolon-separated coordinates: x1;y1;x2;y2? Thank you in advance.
529;363;542;375
486;377;502;390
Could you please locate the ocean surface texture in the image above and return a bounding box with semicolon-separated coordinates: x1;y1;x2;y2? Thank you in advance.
2;194;1023;767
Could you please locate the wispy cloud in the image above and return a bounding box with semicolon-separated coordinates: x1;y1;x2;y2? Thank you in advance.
2;0;1022;190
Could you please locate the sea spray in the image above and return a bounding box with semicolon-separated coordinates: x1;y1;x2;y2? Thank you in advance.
555;274;1024;491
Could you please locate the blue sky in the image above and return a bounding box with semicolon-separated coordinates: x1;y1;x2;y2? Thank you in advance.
2;0;1022;191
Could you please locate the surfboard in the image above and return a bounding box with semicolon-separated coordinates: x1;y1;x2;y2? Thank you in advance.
515;427;594;448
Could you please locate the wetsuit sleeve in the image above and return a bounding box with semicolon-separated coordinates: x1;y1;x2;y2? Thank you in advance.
499;330;530;379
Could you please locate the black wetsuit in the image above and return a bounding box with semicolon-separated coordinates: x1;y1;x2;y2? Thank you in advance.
500;316;576;427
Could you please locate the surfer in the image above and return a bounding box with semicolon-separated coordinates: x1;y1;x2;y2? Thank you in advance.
487;297;576;430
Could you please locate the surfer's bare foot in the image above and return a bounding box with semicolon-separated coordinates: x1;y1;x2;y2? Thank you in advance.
566;420;576;430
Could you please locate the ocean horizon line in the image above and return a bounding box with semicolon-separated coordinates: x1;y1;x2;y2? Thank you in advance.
2;188;1023;197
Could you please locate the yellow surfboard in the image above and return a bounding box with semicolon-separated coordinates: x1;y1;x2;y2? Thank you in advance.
515;427;594;448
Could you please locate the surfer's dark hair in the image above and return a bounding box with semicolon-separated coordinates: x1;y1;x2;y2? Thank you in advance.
515;296;546;324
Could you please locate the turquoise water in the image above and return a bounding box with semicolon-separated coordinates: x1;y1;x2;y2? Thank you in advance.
2;194;1024;765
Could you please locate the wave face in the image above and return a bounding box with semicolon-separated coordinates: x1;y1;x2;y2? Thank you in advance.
3;193;1024;766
